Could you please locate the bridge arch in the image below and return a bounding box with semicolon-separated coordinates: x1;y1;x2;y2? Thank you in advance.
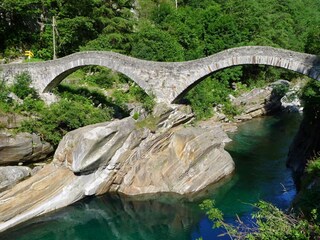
170;46;320;102
40;52;154;94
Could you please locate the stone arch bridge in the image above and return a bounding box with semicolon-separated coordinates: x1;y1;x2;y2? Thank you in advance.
1;46;319;103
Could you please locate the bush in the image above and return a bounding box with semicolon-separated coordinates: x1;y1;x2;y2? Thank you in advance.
293;157;320;216
15;96;45;113
0;79;11;103
20;98;113;146
11;72;38;99
112;83;155;113
200;199;320;239
83;67;119;88
185;76;233;119
272;83;289;97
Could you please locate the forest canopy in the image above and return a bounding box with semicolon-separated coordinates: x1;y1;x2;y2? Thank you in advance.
0;0;319;60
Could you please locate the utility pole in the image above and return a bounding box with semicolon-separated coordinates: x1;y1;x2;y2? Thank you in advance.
52;16;57;60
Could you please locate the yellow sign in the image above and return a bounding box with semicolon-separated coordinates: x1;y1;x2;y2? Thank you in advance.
24;50;34;59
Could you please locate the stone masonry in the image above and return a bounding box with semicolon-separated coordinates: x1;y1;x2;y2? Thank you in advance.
0;46;319;103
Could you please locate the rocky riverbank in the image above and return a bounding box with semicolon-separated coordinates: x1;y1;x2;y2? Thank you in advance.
0;104;234;232
0;79;303;232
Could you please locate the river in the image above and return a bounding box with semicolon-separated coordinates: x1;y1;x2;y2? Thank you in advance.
0;112;302;240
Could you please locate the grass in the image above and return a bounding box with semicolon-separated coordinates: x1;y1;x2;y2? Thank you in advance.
135;116;160;132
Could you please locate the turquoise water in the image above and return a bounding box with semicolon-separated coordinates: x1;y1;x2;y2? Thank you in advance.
0;112;302;240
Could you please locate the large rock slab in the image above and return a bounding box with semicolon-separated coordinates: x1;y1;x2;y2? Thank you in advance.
0;107;234;232
54;118;136;173
116;126;234;196
0;131;53;165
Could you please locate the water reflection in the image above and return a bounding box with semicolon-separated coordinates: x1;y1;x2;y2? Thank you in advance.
0;194;202;240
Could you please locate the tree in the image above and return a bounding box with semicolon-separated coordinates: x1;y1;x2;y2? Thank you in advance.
305;28;320;55
131;21;184;61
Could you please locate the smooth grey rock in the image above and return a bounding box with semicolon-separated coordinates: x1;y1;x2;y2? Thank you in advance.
0;131;53;165
0;113;27;129
232;80;289;120
0;166;31;192
156;104;194;130
281;80;305;112
54;118;136;173
117;125;234;196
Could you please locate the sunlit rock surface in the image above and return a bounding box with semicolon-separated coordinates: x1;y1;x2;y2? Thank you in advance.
0;104;234;232
232;80;289;121
0;166;31;192
0;131;53;165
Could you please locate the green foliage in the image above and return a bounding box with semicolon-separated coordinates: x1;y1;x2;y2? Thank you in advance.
82;67;118;89
11;72;38;99
200;199;320;239
301;80;320;119
199;200;224;228
56;83;127;118
0;79;10;102
15;96;45;113
111;83;155;113
272;83;289;97
128;83;155;112
142;94;156;113
185;73;238;119
111;89;130;109
305;27;320;55
57;17;97;55
307;158;320;175
301;80;320;106
131;21;184;61
132;112;140;120
293;157;320;216
135;116;160;132
19;96;113;146
5;79;121;146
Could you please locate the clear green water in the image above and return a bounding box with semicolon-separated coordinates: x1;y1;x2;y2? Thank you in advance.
0;112;302;240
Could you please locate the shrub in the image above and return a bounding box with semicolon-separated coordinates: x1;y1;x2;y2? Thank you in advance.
200;199;320;239
83;67;118;88
20;98;113;146
132;112;140;120
0;79;11;103
135;116;160;132
272;83;289;97
185;76;233;119
11;72;38;99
